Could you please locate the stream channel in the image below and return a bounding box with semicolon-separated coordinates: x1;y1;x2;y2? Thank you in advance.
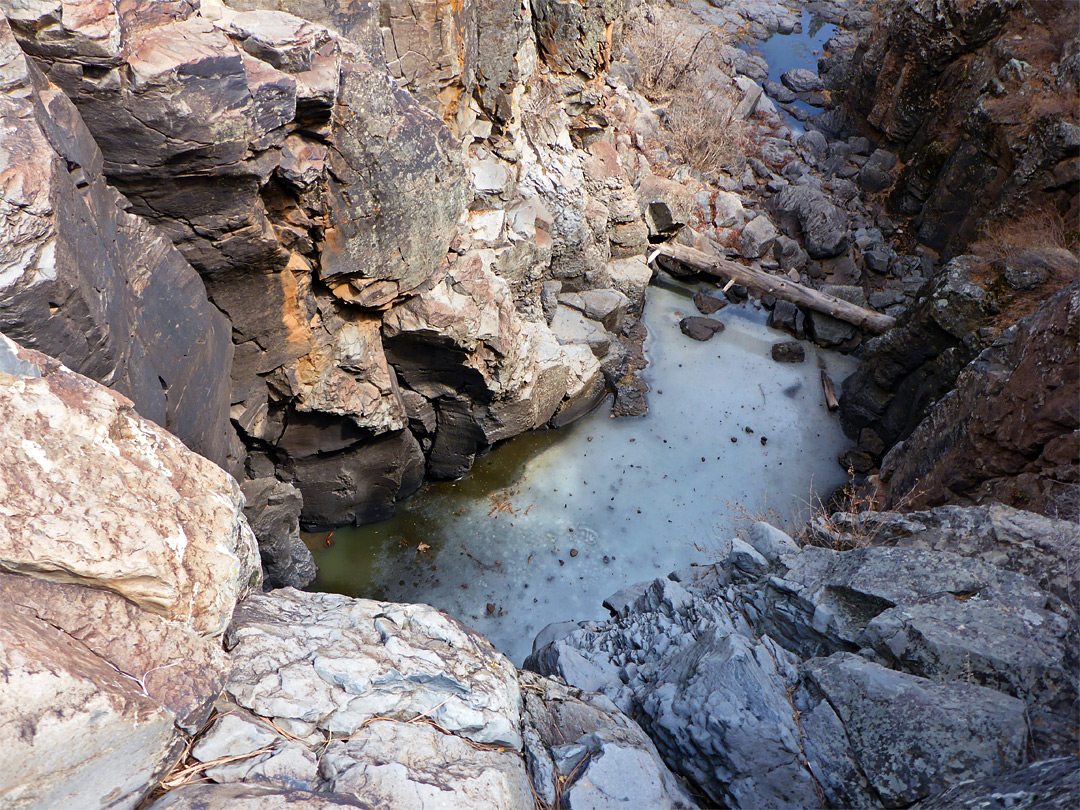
309;277;857;664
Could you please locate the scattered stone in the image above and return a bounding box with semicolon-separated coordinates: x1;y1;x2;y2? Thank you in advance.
768;300;807;339
740;214;779;259
839;448;875;473
763;79;796;103
693;292;728;316
638;174;694;236
865;247;892;273
781;68;824;93
772;184;849;258
679;317;726;342
858;164;893;193
798;129;829;158
770;341;806;363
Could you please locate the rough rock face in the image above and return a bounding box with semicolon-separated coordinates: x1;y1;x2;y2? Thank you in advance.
839;249;1077;482
839;255;995;456
532;0;621;77
241;477;316;589
527;519;1077;806
3;0;656;527
810;502;1080;609
881;282;1079;517
0;335;260;809
842;0;1079;254
2;1;452;525
137;586;689;809
0;15;234;467
914;756;1080;810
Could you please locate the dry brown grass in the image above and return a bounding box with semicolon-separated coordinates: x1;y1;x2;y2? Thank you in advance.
968;208;1079;326
972;208;1076;263
623;2;752;175
630;7;726;99
802;477;888;551
666;87;752;174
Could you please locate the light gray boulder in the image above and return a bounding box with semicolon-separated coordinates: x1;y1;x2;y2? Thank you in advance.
603;256;653;314
224;589;523;748
739;214;778;259
320;721;533;810
519;671;697;809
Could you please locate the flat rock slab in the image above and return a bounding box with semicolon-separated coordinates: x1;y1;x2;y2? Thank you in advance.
680;317;725;341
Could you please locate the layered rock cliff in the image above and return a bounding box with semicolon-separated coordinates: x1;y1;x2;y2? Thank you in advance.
837;0;1079;256
3;0;654;532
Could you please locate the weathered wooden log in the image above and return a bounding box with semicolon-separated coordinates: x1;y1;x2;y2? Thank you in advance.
821;370;839;411
652;242;897;333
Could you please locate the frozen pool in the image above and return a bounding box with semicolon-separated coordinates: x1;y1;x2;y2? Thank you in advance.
310;278;857;664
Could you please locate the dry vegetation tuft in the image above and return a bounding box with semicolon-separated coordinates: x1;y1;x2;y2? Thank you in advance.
968;208;1079;326
972;208;1077;264
623;2;752;175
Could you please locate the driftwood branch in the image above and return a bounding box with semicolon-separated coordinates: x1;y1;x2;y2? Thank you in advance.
654;242;897;333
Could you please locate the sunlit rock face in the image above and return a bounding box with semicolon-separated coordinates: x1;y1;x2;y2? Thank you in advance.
3;0;655;527
0;334;260;809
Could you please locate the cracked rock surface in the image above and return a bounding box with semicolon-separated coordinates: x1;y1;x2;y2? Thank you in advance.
527;514;1077;808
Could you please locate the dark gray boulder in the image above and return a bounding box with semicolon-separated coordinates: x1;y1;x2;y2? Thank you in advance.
240;478;316;589
763;79;796;103
771;184;849;258
798;653;1027;808
771;341;806;363
781;68;824;93
693;292;728;316
679;317;725;341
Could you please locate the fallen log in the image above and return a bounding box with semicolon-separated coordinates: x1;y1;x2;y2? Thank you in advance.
652;242;897;333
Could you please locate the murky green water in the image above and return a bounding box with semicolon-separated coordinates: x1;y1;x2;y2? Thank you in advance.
309;280;857;664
